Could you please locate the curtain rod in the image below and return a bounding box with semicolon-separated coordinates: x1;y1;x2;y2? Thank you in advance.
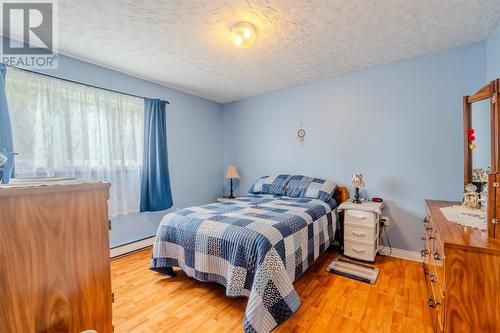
5;64;170;104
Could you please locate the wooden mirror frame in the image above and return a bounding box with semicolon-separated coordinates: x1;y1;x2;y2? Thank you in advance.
463;79;500;184
463;78;500;239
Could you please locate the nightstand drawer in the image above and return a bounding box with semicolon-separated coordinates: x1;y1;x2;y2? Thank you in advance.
344;240;377;261
344;223;377;244
345;209;377;226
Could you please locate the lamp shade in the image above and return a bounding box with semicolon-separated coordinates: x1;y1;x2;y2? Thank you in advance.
225;164;240;179
351;173;365;188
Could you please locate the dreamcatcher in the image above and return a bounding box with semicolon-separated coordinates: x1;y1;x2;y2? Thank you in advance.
297;123;306;146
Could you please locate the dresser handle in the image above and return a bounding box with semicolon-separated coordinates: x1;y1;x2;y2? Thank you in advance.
429;273;437;282
433;252;441;260
352;247;365;253
352;231;366;237
108;219;112;230
425;226;432;231
428;297;436;308
420;249;429;257
428;297;440;308
423;268;429;275
351;215;367;220
423;217;429;223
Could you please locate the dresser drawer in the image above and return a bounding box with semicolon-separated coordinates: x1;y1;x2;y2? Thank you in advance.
428;274;444;333
344;223;377;244
345;209;377;226
430;235;445;294
344;240;377;261
424;267;440;333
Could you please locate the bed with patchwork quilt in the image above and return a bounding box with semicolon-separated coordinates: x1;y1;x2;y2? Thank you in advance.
150;175;345;333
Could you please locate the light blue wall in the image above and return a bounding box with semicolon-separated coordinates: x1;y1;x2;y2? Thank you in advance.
222;42;486;251
487;23;500;81
3;44;224;248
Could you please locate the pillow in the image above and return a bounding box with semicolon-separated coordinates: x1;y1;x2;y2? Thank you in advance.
284;175;337;202
248;174;293;195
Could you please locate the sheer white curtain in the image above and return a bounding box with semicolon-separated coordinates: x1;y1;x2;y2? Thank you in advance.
6;68;144;217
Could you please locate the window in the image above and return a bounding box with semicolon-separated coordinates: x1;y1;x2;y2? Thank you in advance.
6;68;144;217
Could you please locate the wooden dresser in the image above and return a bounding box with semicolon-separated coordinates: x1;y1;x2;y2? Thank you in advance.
423;200;500;333
0;182;113;333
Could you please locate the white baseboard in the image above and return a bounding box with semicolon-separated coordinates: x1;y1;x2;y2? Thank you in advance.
110;236;155;258
379;246;422;262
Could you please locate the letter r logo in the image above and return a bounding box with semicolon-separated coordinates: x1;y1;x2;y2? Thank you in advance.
3;2;53;55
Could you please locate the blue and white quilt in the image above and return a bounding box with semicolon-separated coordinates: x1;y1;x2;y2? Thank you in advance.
150;194;337;333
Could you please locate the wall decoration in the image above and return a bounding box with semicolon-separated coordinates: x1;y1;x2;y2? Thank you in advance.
468;128;476;150
297;123;306;146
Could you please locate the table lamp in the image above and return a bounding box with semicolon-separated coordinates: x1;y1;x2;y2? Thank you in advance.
225;164;240;199
351;173;365;204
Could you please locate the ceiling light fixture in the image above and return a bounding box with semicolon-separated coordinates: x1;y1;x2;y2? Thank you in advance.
231;22;256;49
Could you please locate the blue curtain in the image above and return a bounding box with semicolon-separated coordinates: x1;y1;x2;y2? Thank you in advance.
0;64;13;153
140;98;173;212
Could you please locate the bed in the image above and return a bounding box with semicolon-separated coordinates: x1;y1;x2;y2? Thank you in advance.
150;176;348;333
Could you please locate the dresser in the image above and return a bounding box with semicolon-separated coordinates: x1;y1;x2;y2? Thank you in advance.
0;182;113;333
423;200;500;333
340;201;384;261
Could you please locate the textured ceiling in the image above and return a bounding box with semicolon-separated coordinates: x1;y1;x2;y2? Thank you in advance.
11;1;500;103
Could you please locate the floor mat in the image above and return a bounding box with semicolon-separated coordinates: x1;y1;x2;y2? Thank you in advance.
327;258;379;284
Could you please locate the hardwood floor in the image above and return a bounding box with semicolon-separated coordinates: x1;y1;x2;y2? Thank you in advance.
111;248;433;333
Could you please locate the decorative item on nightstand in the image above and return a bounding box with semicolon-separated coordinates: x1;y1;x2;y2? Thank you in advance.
338;200;385;262
351;173;365;204
225;164;240;199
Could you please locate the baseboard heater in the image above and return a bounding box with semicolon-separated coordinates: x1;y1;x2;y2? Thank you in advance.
110;236;155;258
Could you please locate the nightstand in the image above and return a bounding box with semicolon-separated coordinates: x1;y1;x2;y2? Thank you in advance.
338;201;385;262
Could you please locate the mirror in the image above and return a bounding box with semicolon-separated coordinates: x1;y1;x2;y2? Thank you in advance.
470;99;491;188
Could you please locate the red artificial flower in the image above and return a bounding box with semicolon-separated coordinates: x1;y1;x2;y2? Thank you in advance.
468;128;475;135
468;135;476;141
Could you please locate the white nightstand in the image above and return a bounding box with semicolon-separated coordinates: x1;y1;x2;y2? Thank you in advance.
338;201;385;262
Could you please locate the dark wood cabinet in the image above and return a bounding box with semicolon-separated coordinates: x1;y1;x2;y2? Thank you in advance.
0;182;113;333
488;172;499;239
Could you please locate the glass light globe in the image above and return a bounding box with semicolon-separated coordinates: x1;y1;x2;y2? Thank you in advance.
231;22;256;49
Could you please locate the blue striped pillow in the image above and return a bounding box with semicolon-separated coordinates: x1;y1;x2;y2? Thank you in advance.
249;174;293;195
284;175;337;202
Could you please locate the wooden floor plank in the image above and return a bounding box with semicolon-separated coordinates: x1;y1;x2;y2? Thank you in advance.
111;248;433;332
